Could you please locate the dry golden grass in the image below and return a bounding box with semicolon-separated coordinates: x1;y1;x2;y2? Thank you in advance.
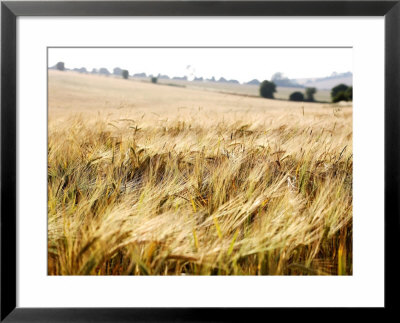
48;71;352;275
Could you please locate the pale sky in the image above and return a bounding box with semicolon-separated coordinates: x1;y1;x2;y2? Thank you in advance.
48;47;352;83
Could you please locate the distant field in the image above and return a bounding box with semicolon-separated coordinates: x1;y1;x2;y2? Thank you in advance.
152;78;332;102
48;71;352;275
49;71;337;119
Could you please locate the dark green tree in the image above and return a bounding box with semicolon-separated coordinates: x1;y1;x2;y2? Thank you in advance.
259;80;277;99
331;84;352;102
305;87;317;102
331;84;349;99
289;91;305;102
345;86;353;101
56;62;65;71
151;77;158;84
122;70;129;79
332;92;348;103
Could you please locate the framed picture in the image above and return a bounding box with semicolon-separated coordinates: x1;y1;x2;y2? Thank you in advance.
1;0;399;320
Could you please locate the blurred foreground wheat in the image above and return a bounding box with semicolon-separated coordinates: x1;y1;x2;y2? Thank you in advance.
48;103;352;275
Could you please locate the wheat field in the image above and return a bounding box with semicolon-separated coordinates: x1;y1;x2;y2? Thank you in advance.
48;71;352;275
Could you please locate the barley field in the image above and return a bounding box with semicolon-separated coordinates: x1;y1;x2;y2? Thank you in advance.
48;71;352;275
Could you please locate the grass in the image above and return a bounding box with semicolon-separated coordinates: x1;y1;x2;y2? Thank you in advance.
48;71;352;275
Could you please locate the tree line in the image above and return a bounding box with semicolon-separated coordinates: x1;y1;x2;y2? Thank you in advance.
259;80;352;103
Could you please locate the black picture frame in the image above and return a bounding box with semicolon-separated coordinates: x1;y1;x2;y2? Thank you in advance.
1;1;399;321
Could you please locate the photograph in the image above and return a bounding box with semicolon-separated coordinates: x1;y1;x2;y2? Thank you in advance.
47;47;353;276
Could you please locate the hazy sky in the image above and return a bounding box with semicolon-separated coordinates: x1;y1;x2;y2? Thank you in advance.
48;47;352;82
